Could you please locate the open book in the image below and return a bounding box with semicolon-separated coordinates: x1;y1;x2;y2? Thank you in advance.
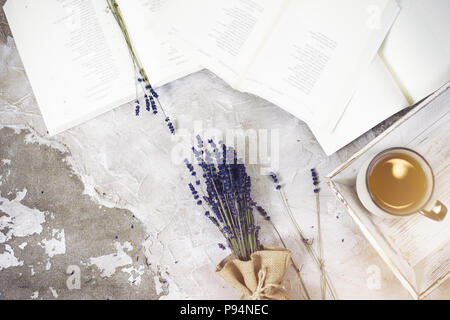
4;0;449;155
4;0;201;135
312;0;450;154
161;0;400;134
163;0;449;154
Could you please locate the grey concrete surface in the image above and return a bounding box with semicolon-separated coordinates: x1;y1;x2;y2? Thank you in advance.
0;127;162;299
0;0;11;43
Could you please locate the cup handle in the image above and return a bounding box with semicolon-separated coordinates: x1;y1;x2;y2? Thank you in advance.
419;200;447;221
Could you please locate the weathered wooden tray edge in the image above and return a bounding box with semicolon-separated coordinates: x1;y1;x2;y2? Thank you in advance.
325;81;450;300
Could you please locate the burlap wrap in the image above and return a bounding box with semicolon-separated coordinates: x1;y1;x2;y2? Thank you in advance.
215;246;292;300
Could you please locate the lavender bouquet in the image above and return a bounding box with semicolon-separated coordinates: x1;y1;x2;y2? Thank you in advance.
185;136;292;300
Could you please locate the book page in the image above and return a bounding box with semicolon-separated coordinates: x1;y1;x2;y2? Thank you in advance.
241;0;400;132
311;56;409;155
4;0;137;135
165;0;288;87
116;0;201;87
380;0;450;103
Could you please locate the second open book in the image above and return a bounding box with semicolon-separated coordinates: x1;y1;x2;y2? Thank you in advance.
5;0;450;155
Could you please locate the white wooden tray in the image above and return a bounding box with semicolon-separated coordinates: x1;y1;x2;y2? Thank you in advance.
325;82;450;299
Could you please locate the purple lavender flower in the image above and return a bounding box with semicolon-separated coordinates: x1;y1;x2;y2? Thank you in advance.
150;88;159;99
145;95;150;112
269;172;282;190
165;117;175;135
311;168;320;193
196;135;204;149
256;206;271;221
150;96;157;115
135;100;140;116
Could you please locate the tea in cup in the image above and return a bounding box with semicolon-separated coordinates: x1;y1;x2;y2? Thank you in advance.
356;147;447;221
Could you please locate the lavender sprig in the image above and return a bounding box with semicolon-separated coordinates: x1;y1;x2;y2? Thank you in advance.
106;0;175;134
311;168;325;299
268;170;336;300
185;137;264;261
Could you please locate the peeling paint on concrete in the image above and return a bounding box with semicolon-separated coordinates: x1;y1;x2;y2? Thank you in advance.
0;127;161;299
89;242;133;277
0;189;46;244
122;265;145;286
40;229;66;258
0;244;23;270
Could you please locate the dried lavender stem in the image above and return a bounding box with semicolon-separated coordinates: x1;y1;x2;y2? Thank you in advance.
278;188;337;300
106;0;168;117
198;181;242;256
315;191;326;299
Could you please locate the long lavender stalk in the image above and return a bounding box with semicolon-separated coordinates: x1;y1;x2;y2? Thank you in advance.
311;168;326;299
106;0;175;134
269;172;337;300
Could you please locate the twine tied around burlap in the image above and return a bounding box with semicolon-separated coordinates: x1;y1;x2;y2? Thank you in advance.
215;246;292;300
